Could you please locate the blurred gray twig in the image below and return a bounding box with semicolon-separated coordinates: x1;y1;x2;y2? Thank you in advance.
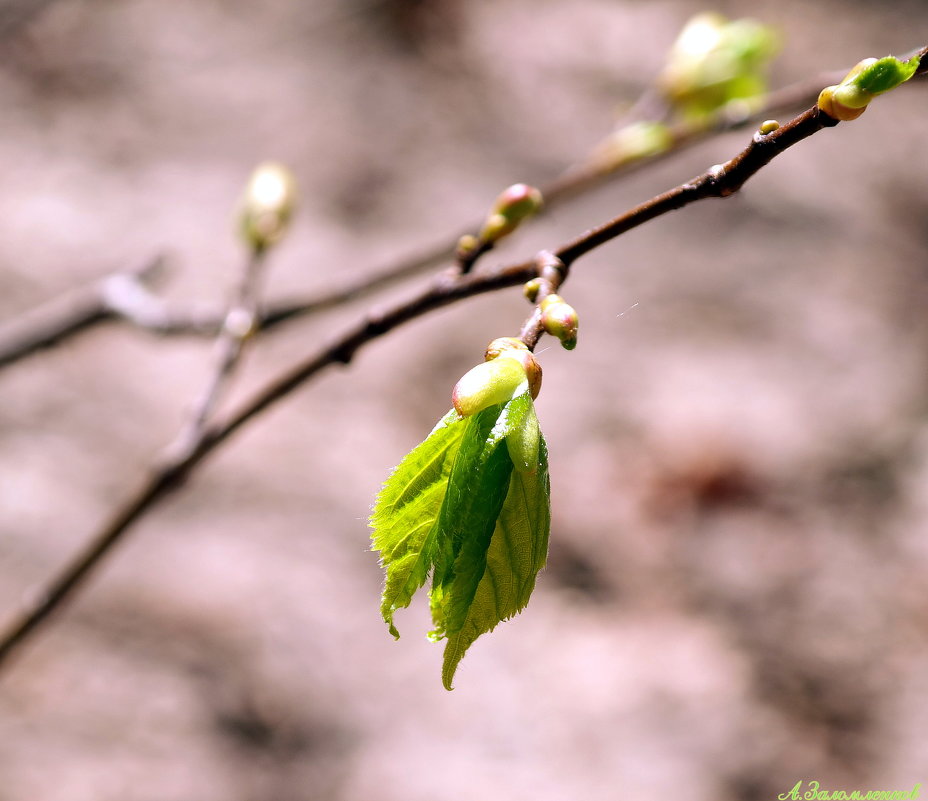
0;255;174;368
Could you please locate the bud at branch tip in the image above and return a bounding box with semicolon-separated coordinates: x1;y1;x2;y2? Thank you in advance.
477;183;543;245
817;54;919;122
452;357;530;417
238;162;298;252
541;295;579;351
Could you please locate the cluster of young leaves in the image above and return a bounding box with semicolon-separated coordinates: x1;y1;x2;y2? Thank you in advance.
370;393;550;690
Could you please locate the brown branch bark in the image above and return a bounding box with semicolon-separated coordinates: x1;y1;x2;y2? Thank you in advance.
169;249;268;461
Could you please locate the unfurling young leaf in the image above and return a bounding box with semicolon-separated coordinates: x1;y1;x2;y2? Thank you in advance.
818;55;920;121
440;436;550;690
370;391;551;689
370;410;466;638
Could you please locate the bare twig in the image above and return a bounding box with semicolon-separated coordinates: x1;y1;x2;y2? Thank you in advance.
518;251;570;349
0;255;168;367
169;249;268;461
0;75;903;670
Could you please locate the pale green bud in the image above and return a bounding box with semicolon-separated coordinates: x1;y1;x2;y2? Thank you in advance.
830;83;872;111
817;85;867;121
456;234;479;259
483;338;542;400
523;278;543;303
540;293;564;311
238;162;298;251
451;357;529;417
478;183;543;243
607;121;673;161
541;297;579;350
478;213;511;243
818;55;919;121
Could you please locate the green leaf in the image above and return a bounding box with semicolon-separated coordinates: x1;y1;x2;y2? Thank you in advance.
441;435;551;690
429;403;515;641
371;392;552;690
852;55;919;96
371;410;465;637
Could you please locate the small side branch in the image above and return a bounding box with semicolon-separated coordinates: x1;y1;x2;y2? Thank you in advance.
0;256;168;367
168;250;267;461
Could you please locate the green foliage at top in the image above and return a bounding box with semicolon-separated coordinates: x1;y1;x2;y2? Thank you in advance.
371;393;551;689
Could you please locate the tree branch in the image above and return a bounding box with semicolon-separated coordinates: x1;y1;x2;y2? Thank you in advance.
5;63;909;368
2;62;910;671
168;249;268;462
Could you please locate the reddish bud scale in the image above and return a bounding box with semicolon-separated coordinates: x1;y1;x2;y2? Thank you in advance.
478;184;543;244
491;183;543;220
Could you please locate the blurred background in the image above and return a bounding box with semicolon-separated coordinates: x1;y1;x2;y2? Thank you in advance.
1;1;927;799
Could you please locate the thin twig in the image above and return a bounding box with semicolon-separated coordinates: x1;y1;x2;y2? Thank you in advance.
169;249;267;461
2;64;903;366
518;251;570;349
0;255;168;367
0;79;897;670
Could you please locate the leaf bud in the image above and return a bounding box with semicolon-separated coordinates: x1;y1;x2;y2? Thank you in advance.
238;162;298;252
523;278;543;302
758;119;780;134
541;298;579;350
456;233;480;260
817;85;868;121
478;183;543;243
540;293;564;311
483;338;541;399
478;213;511;243
817;55;919;121
452;357;529;417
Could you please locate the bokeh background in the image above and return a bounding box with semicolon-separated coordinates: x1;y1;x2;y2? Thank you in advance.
1;1;927;799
